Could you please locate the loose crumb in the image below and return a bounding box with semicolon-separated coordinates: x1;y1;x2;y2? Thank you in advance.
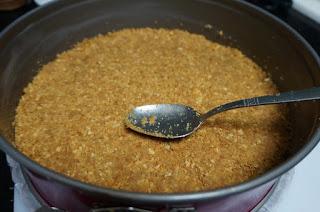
204;24;213;29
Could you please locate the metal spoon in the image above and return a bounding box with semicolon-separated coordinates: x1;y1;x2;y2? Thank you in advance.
125;87;320;139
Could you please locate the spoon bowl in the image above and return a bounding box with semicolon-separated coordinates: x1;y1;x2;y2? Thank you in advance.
126;104;202;138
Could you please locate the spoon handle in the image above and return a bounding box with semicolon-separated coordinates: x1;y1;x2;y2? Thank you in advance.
201;87;320;120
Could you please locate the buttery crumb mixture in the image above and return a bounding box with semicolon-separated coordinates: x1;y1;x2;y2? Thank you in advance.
14;28;290;193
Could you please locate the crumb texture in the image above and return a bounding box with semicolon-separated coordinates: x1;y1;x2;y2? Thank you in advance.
15;28;290;193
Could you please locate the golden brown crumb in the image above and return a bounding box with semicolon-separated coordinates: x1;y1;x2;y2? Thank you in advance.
149;116;157;125
141;117;148;126
14;28;290;193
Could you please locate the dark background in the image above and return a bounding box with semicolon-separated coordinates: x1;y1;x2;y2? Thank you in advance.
0;0;319;211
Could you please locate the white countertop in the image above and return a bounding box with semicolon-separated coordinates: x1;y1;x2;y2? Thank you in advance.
293;0;320;23
264;143;320;212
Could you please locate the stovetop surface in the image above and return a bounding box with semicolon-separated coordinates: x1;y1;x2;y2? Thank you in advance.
0;1;319;211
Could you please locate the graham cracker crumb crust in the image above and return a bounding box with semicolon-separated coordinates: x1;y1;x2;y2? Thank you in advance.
14;28;291;193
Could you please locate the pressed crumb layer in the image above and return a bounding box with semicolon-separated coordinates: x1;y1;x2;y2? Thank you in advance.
15;28;290;193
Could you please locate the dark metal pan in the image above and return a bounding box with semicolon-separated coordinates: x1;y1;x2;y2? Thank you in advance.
1;0;320;211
